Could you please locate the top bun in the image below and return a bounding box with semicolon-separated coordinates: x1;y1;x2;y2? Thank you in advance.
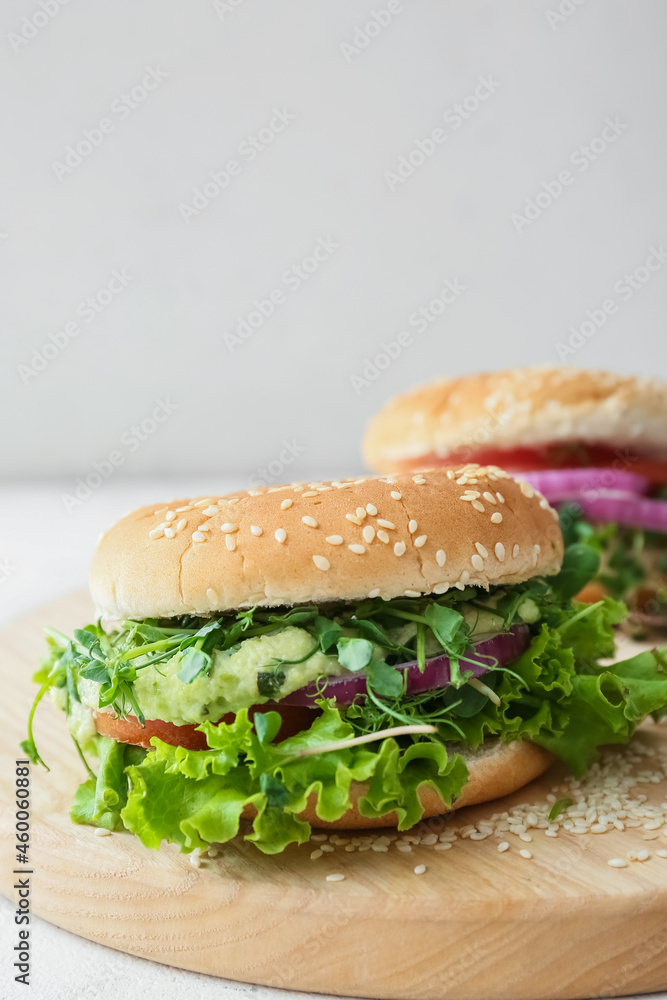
363;366;667;471
90;467;562;620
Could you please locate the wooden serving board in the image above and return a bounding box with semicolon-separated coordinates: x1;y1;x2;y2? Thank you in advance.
2;591;667;1000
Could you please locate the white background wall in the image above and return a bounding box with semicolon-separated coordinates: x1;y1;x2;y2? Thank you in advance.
2;0;667;487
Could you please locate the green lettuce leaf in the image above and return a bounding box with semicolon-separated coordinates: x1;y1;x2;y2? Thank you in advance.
71;738;145;830
119;705;469;854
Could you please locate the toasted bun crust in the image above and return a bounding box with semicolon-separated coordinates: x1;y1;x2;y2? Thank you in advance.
363;366;667;470
90;467;562;620
298;740;554;829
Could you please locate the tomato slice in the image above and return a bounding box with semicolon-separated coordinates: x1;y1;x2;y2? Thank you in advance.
93;703;318;750
402;445;667;484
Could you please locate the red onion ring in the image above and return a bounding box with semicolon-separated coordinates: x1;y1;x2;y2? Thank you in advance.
576;494;667;534
519;467;649;503
280;625;530;707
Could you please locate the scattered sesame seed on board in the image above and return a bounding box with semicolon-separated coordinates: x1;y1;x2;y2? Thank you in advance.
326;873;345;882
94;828;112;837
413;864;426;875
608;858;628;868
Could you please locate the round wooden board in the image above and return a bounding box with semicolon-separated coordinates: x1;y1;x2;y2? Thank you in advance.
2;591;667;1000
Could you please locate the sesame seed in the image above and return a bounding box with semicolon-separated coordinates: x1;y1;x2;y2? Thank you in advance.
368;588;381;598
313;554;330;571
496;492;505;504
192;531;206;542
303;516;318;528
362;525;375;543
220;523;237;533
190;854;201;868
162;527;175;538
225;534;236;551
495;542;506;562
193;499;213;508
433;582;449;594
475;542;489;558
413;534;427;548
310;850;323;860
198;524;210;531
512;544;520;558
366;503;378;515
348;544;366;555
498;841;510;853
483;492;497;505
94;827;112;837
206;588;218;602
471;500;485;513
227;497;239;504
346;514;362;526
250;525;262;536
275;529;287;543
471;554;484;571
326;873;345;882
520;481;534;498
202;506;219;516
176;505;193;512
394;541;406;556
413;864;426;875
356;507;367;520
408;520;418;533
491;512;503;524
434;842;452;851
414;477;426;486
323;536;342;548
302;491;319;498
281;499;293;510
390;491;402;500
404;590;421;598
149;528;164;539
377;519;395;530
607;858;628;868
637;849;650;861
377;529;390;543
657;850;667;859
176;519;187;531
165;511;176;521
519;849;532;860
435;549;446;567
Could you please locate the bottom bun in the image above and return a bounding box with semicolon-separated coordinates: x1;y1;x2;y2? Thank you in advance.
299;740;554;830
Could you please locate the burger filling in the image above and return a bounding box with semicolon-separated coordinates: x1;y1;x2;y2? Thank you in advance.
24;540;667;855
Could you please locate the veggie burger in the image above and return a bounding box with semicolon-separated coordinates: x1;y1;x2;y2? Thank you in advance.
363;367;667;632
25;466;667;855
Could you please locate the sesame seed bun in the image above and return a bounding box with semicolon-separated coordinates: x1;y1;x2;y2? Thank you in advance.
284;739;554;829
90;467;562;620
363;366;667;471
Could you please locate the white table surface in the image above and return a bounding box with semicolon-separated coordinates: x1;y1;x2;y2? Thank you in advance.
1;479;664;1000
